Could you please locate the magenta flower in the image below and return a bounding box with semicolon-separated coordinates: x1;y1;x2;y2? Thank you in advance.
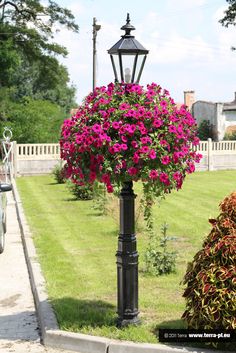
141;137;151;144
161;156;171;165
112;121;120;129
121;135;128;143
169;125;177;134
159;172;170;185
121;144;128;151
128;167;138;176
60;82;201;197
92;124;102;133
149;150;156;160
119;103;130;110
101;173;110;183
149;170;158;180
153;119;163;128
131;141;138;148
107;184;113;193
133;153;140;164
140;146;149;154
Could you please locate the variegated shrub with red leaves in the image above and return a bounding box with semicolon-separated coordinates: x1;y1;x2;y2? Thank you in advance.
182;192;236;330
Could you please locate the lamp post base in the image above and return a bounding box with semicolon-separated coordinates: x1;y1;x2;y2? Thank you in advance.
116;316;141;328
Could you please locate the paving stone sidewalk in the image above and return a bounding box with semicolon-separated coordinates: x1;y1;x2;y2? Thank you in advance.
0;191;75;353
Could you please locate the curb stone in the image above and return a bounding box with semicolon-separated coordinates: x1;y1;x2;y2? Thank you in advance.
11;179;233;353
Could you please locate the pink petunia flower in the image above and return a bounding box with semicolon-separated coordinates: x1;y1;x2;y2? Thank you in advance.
149;149;156;160
149;170;158;180
92;124;102;133
121;144;128;151
112;121;120;129
128;167;138;176
161;156;171;165
169;125;177;134
159;172;170;185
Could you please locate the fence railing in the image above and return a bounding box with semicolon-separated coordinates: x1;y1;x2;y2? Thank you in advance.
17;143;60;160
16;139;236;159
12;139;236;175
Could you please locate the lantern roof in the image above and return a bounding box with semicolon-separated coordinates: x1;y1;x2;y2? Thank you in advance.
108;14;149;55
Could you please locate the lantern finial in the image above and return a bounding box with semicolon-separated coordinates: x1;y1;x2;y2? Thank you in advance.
121;13;135;36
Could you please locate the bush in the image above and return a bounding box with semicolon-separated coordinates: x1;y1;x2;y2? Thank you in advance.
197;119;213;140
91;181;107;215
223;131;236;140
144;223;177;276
52;163;65;184
182;192;236;330
67;181;94;200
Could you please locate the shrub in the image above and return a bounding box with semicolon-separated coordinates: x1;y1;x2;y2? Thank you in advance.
223;131;236;140
182;192;236;330
67;181;94;200
144;223;177;276
52;163;65;184
91;181;107;215
197;119;213;141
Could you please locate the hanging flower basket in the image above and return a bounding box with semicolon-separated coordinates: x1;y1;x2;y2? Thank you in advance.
60;83;202;197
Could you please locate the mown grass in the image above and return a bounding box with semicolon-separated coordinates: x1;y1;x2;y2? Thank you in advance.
16;171;236;345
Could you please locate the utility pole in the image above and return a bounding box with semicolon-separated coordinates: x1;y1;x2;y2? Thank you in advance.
92;17;101;91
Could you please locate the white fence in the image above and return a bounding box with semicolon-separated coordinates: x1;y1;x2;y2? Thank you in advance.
193;139;236;171
14;143;60;175
13;139;236;175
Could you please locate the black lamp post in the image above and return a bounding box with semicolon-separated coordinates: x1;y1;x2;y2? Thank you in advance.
108;14;149;327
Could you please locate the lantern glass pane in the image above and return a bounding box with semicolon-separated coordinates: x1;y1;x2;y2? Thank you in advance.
110;54;119;82
120;54;136;83
133;54;146;83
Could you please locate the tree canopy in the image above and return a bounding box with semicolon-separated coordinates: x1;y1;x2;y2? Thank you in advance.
0;0;79;142
220;0;236;49
0;0;79;110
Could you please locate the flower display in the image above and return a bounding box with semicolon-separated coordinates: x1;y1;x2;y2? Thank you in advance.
60;82;202;197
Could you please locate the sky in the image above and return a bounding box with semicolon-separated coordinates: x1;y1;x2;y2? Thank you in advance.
54;0;236;106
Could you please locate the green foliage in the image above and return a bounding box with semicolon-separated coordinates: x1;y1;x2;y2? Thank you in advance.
182;192;236;331
219;0;236;50
141;186;155;235
144;223;177;276
0;0;78;115
67;181;94;200
11;58;77;112
91;182;107;215
223;131;236;140
197;120;213;141
52;163;65;184
0;89;66;142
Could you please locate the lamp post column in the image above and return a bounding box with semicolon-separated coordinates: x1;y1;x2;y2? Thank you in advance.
116;181;140;327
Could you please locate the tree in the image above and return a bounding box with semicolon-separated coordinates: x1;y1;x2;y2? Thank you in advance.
220;0;236;50
0;0;79;111
11;58;77;112
0;88;66;143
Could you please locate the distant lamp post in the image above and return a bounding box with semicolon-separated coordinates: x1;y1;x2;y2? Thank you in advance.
108;13;149;84
92;17;101;91
107;14;149;327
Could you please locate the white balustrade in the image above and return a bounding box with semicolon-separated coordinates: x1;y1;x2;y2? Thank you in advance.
17;143;60;160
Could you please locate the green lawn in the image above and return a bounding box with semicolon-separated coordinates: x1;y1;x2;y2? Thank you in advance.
16;171;236;344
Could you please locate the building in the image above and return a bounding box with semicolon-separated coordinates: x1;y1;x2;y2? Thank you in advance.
191;92;236;141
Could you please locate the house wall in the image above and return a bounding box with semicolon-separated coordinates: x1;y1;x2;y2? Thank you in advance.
192;101;219;140
192;101;216;125
193;100;236;141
